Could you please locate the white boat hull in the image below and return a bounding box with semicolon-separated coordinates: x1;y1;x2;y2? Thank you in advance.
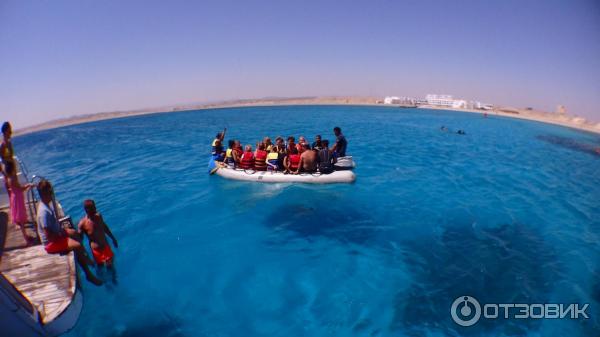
215;168;356;184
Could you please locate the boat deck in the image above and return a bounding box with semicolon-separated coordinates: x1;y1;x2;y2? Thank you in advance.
0;188;77;324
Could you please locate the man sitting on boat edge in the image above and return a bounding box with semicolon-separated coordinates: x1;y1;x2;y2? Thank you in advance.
36;180;103;286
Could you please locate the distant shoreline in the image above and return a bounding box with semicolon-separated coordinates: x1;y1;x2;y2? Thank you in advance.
13;96;600;136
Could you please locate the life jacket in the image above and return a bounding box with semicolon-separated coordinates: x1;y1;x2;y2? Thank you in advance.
254;150;268;171
225;148;234;164
289;154;300;170
233;147;243;165
211;139;223;155
267;152;278;161
240;151;254;170
296;143;310;153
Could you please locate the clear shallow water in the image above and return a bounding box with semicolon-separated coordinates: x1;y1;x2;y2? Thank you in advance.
13;105;600;337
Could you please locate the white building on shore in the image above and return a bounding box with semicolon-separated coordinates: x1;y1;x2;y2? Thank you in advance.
384;96;401;104
425;94;467;109
384;96;417;105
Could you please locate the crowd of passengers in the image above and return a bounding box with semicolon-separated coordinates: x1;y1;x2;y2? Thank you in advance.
211;127;348;174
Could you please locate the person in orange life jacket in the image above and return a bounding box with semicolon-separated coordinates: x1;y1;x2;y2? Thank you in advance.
254;143;268;171
232;140;243;168
284;148;301;174
239;145;255;170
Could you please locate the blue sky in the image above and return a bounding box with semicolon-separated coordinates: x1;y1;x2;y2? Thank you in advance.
1;0;599;129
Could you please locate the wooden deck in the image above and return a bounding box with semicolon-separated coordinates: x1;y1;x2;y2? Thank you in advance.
0;202;77;324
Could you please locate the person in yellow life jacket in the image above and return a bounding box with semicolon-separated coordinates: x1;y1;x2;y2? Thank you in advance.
211;128;226;161
266;146;280;171
224;140;236;167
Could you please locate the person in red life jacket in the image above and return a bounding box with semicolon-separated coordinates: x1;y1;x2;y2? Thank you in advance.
232;140;243;168
78;199;118;284
239;145;255;170
284;148;301;174
254;143;268;171
286;136;296;154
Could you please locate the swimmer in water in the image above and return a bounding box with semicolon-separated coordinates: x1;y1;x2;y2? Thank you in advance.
457;130;466;135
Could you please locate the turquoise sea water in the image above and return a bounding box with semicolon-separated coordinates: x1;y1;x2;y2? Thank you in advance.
13;105;600;337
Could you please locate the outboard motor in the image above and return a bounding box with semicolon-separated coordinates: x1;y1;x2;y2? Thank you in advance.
334;156;356;170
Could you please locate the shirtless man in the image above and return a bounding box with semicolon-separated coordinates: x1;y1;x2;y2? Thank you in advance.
36;180;103;286
295;143;317;174
78;199;118;279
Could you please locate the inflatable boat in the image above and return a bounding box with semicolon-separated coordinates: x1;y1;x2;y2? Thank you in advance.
208;155;356;184
214;167;355;184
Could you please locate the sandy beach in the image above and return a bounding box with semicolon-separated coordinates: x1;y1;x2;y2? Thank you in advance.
14;96;600;136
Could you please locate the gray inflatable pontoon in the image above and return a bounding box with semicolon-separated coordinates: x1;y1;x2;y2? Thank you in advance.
215;168;356;184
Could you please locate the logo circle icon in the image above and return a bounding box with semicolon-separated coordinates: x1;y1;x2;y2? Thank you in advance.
451;296;481;327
